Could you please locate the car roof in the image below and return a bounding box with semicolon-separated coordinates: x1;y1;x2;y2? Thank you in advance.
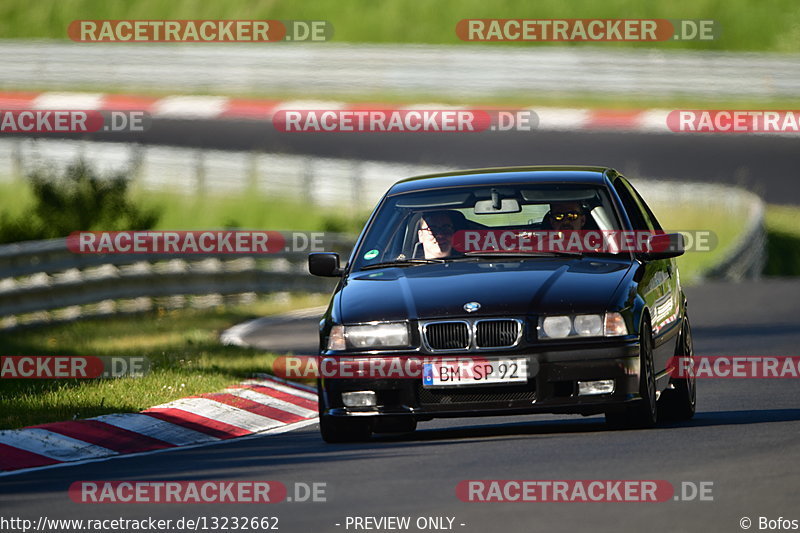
387;166;618;196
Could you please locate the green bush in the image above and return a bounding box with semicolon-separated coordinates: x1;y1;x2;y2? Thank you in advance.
0;160;160;243
764;205;800;276
765;230;800;276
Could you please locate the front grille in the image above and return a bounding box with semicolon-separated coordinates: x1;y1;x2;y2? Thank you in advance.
476;319;520;348
424;322;469;350
417;383;536;405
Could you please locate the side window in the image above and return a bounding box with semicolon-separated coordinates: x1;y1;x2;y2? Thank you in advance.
627;181;664;231
613;179;650;230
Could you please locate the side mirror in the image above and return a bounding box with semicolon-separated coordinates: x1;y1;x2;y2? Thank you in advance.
642;233;685;260
308;252;342;277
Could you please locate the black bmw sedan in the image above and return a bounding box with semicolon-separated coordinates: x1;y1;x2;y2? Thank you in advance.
308;166;696;442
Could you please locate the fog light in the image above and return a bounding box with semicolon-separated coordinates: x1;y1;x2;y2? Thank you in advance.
578;380;615;396
342;391;377;407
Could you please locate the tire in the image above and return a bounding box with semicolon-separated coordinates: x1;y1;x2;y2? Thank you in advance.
606;316;657;429
658;314;696;421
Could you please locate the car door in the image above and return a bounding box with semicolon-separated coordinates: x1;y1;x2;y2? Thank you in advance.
613;177;681;376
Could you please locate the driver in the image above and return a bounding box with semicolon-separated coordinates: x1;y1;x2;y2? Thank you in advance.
418;211;457;259
545;201;588;231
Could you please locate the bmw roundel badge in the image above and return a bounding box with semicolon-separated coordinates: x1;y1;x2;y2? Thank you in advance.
464;301;481;313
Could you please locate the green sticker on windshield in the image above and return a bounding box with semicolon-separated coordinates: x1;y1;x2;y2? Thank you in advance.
363;249;380;260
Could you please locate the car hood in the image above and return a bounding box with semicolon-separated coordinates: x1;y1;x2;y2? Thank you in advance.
339;258;632;323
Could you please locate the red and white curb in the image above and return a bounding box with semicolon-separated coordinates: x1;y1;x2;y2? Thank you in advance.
0;90;672;133
0;374;317;476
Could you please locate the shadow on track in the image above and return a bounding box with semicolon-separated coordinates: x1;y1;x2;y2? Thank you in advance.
372;408;800;444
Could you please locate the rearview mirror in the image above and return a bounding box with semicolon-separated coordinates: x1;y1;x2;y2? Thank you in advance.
473;198;521;214
308;253;342;277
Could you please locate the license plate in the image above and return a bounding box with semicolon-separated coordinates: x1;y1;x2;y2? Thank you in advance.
422;358;528;387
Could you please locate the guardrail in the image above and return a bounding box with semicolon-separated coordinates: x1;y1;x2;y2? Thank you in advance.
0;138;443;209
638;181;766;282
704;191;766;280
0;236;351;329
1;41;799;100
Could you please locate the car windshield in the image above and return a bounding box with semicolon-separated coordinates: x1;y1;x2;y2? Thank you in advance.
351;183;624;271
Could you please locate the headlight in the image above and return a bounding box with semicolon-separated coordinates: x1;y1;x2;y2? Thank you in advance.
327;322;410;350
574;314;603;336
538;313;628;339
541;316;572;338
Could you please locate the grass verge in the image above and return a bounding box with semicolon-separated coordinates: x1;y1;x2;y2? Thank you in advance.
0;178;369;236
1;0;800;52
136;189;369;233
0;293;327;429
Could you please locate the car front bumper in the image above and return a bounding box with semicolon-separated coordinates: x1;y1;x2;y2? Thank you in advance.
319;341;642;419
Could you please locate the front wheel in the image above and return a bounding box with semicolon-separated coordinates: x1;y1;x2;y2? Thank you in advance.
659;314;696;421
606;317;657;429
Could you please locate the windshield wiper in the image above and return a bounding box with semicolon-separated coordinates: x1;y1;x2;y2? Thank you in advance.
360;258;447;270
